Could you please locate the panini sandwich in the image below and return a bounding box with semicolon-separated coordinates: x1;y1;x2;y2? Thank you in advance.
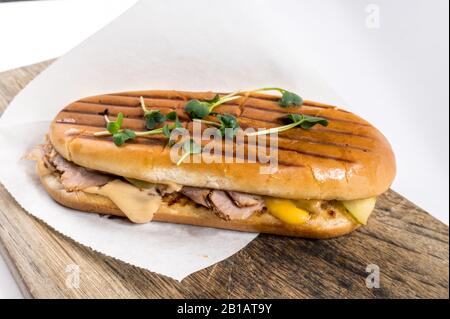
29;89;396;238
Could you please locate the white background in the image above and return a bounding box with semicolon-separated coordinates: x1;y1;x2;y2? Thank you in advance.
0;0;448;298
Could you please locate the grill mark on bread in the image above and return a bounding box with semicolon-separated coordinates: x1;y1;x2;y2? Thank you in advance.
55;109;370;162
238;122;374;151
55;121;105;129
239;104;369;126
239;111;368;127
276;136;370;152
75;135;307;167
79;93;358;123
76;100;140;108
109;92;187;101
244;140;356;163
64;101;371;137
73;101;363;127
56;123;318;166
54;91;379;165
59;107;371;152
81;92;353;117
63;108;145;119
313;127;373;139
74;130;348;164
110;91;348;112
57;112;368;156
238;96;352;114
61;108;191;121
56;119;360;163
57;112;147;130
238;119;374;140
78;135;167;146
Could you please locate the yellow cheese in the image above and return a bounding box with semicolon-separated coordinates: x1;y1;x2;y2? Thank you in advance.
84;179;162;223
341;197;376;225
265;198;310;225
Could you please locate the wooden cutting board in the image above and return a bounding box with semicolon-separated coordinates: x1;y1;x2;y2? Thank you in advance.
0;61;448;299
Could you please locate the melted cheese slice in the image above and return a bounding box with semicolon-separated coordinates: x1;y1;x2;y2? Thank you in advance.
265;197;377;226
85;179;162;223
341;197;376;225
265;198;311;225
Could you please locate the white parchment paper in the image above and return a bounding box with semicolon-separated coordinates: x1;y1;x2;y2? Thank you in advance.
0;0;342;280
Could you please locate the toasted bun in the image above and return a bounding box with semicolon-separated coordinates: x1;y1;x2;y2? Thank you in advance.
49;90;396;200
36;160;358;239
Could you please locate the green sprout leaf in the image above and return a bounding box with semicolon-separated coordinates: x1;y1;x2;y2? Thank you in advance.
165;111;182;127
285;113;303;122
162;111;182;138
112;129;136;146
279;90;303;107
184;100;211;119
106;112;124;134
162;124;172;138
286;114;328;129
194;113;240;139
144;110;165;129
216;114;240;139
140;96;166;129
204;94;221;104
95;108;177;146
250;87;303;107
246;113;328;136
184;94;240;120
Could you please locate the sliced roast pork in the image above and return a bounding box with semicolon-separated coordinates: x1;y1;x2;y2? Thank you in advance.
227;191;263;207
181;186;211;207
32;143;264;220
208;190;264;220
41;143;113;191
180;187;264;220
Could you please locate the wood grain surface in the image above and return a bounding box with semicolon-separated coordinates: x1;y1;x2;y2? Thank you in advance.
0;61;448;299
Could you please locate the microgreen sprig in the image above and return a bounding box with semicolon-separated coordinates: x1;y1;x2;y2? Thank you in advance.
184;94;241;119
93;113;136;146
245;113;328;137
247;87;303;107
94;111;182;146
95;89;306;147
194;113;240;139
140;96;166;129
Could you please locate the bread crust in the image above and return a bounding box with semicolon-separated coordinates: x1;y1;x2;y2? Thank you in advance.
36;160;359;239
49;90;396;200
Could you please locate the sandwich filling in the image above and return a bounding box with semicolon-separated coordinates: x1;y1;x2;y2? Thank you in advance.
29;142;375;226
